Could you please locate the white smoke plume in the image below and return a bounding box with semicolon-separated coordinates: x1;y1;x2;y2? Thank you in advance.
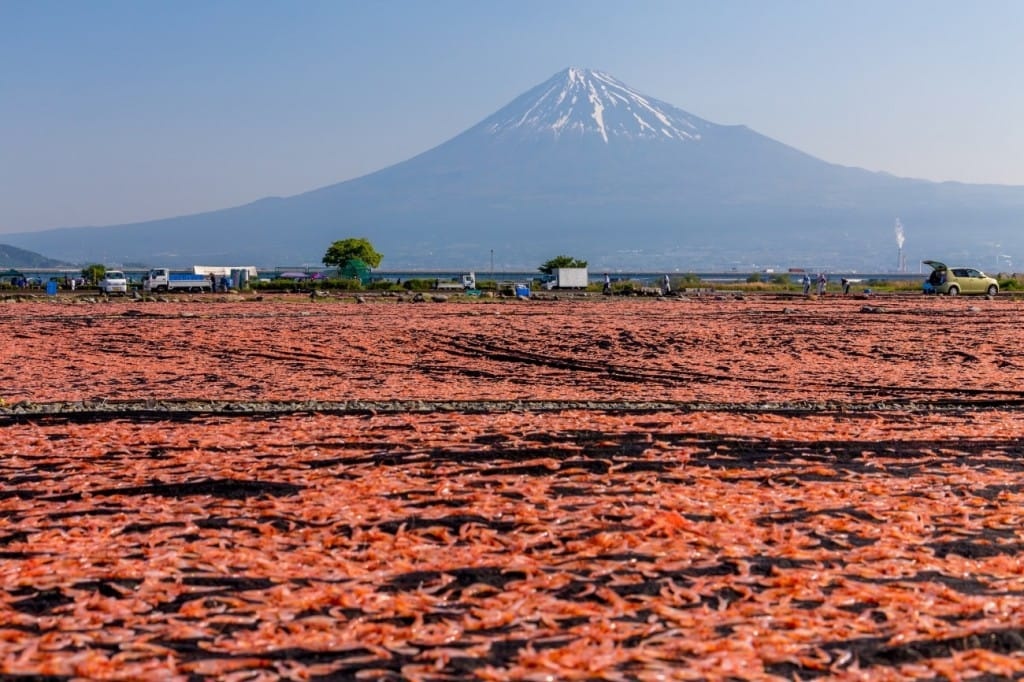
894;218;905;249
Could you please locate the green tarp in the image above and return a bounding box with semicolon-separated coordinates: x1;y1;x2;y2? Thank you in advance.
339;259;371;285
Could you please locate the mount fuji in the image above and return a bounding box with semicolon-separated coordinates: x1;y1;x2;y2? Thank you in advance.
6;67;1024;270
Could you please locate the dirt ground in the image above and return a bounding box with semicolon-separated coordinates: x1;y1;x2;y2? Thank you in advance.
2;294;1024;679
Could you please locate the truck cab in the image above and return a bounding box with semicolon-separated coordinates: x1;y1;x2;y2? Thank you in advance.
144;269;170;292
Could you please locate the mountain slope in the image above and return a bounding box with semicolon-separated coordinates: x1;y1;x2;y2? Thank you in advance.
0;243;72;268
5;67;1024;270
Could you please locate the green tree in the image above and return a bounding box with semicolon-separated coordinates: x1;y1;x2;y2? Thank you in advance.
538;255;588;275
323;238;383;269
82;264;106;284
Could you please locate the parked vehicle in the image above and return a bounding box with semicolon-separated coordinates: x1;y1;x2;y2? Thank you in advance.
541;267;588;290
922;260;998;296
144;268;213;293
98;270;128;295
434;273;478;291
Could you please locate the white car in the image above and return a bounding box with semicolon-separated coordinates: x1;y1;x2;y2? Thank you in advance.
99;270;128;295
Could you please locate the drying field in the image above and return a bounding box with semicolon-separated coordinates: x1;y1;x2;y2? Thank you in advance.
3;294;1024;680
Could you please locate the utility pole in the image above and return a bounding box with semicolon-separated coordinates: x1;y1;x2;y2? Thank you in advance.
490;249;494;283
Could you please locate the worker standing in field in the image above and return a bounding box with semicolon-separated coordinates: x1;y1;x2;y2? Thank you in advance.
663;274;671;294
603;273;611;295
801;274;810;295
817;272;827;295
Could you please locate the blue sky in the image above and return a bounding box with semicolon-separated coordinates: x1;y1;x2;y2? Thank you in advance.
2;0;1022;233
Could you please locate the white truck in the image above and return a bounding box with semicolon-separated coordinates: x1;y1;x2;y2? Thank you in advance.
144;268;214;293
542;267;589;290
98;270;128;295
435;272;478;291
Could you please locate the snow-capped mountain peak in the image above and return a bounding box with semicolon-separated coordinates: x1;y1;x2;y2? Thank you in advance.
479;67;708;143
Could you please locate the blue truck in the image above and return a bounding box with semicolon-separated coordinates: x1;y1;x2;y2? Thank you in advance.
144;268;213;293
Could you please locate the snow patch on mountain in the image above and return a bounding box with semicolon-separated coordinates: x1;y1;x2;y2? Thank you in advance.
481;67;710;144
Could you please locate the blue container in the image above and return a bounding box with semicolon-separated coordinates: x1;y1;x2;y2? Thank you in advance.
46;280;58;296
514;283;530;298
